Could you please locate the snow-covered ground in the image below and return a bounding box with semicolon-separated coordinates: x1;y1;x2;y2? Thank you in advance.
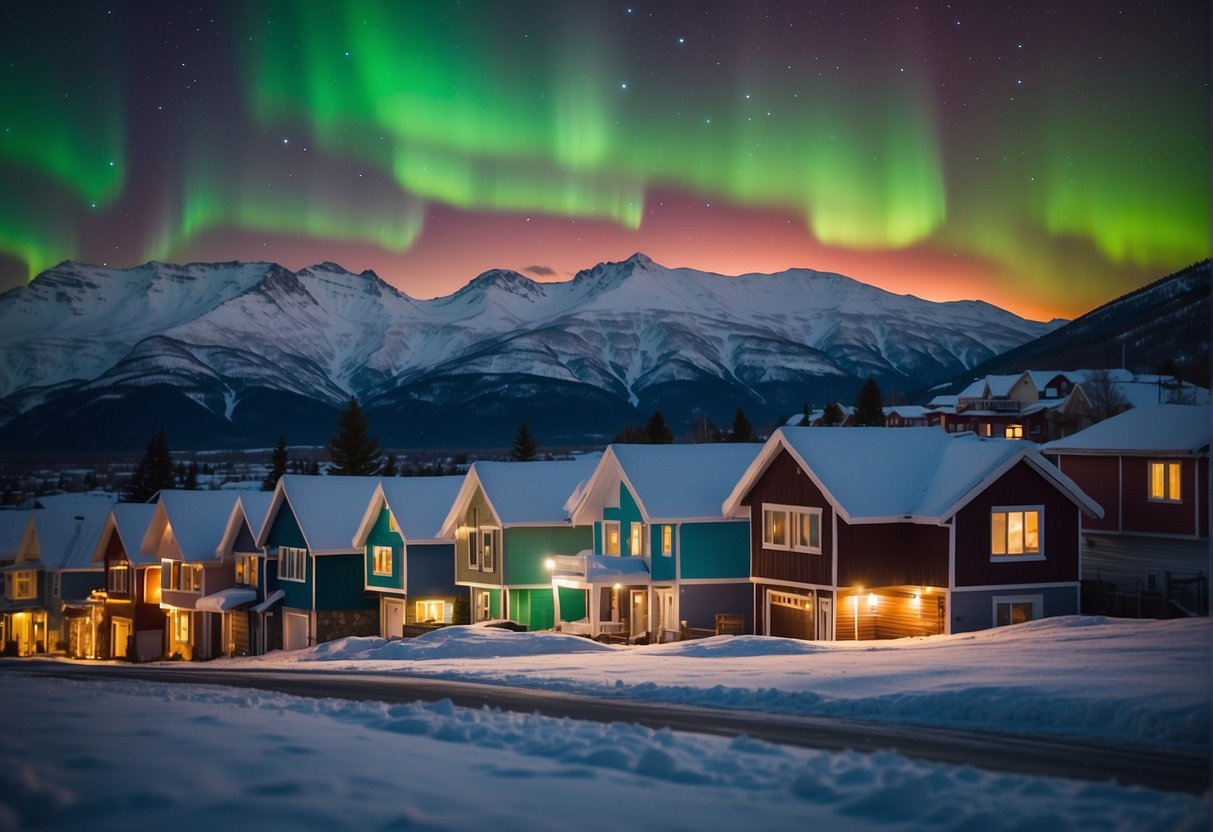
1;616;1208;830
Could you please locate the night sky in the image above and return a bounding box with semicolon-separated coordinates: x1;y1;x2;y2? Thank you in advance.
1;2;1207;319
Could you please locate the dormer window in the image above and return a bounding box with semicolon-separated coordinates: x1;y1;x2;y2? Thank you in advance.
108;561;130;594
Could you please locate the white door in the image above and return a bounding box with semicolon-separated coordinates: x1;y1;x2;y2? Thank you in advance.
383;599;405;638
817;597;834;641
111;618;132;659
629;591;648;639
283;611;310;651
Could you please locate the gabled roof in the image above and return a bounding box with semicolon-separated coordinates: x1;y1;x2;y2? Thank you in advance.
144;490;247;563
25;502;111;570
353;476;464;547
93;503;158;566
259;475;380;553
569;444;760;524
723;427;1102;523
440;456;599;536
1042;404;1210;456
216;492;275;559
0;511;32;562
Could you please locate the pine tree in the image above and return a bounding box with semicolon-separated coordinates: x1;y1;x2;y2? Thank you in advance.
327;398;382;476
184;461;199;490
821;402;844;426
126;429;175;502
382;453;398;477
511;423;538;461
645;410;674;444
852;377;886;426
263;435;288;490
729;407;754;442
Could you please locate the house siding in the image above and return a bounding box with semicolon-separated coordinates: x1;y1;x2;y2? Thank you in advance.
365;506;403;591
1055;455;1120;532
315;553;377;612
263;503;310;610
406;543;458;597
679;522;750;579
454;486;503;586
650;525;676;581
556;586;586;622
508;587;555;631
951;585;1078;633
598;484;644;553
1122;456;1202;538
741;449;834;586
835;522;949;588
953;460;1081;587
504;526;593;586
679;583;751;632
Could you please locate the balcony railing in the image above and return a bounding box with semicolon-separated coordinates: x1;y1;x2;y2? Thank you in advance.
956;398;1021;414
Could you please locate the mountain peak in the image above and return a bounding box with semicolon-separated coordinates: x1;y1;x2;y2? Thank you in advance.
452;268;545;302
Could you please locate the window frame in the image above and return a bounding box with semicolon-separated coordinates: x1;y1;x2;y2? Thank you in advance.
479;527;499;572
603;521;621;556
762;504;822;555
371;545;394;577
172;609;191;643
1148;460;1182;503
629;522;647;557
235;554;259;588
278;546;307;582
660;524;673;557
108;560;130;595
990;506;1044;561
992;593;1043;627
12;569;36;600
1004;424;1024;439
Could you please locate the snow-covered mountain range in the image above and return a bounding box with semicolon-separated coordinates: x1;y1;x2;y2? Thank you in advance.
0;253;1060;450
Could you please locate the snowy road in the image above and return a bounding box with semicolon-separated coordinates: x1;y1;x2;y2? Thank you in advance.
13;661;1207;794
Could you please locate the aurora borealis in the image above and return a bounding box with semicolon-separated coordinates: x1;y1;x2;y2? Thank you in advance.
0;2;1207;319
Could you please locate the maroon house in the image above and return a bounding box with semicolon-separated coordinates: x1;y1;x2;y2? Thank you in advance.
723;427;1102;640
1043;404;1209;616
91;503;164;661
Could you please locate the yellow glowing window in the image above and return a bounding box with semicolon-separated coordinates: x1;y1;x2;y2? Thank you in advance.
1004;424;1024;439
12;570;36;600
629;523;646;556
763;508;788;548
372;546;393;576
415;599;448;623
1149;461;1181;502
793;509;822;553
661;525;673;557
991;509;1041;556
173;610;191;643
604;522;621;556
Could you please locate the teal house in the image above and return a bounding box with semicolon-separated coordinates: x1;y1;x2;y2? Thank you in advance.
257;475;381;651
439;457;597;631
352;476;464;637
559;444;758;641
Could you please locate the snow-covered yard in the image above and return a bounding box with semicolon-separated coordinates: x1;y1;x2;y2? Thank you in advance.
1;616;1208;830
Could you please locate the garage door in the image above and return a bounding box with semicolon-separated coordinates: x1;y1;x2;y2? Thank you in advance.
768;591;815;640
283;611;310;651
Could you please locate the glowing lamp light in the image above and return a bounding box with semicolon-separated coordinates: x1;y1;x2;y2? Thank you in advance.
613;582;622;590
911;594;921;607
543;558;555;571
867;592;878;609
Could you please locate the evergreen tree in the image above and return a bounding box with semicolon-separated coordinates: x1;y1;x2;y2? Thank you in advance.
327;398;382;476
820;402;844;426
645;410;674;444
184;461;199;490
126;429;175;502
382;453;398;477
511;423;538;461
611;425;648;444
728;408;754;442
852;377;886;426
307;459;321;476
263;435;288;491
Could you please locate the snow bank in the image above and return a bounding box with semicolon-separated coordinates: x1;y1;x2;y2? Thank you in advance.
307;626;616;662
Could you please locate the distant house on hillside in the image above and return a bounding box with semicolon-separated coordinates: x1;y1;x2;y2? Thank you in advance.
558;444;758;641
352;476;463;638
439;458;597;631
1042;404;1209;618
723;427;1102;640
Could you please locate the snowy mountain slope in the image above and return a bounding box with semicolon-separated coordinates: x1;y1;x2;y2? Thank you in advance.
0;253;1061;449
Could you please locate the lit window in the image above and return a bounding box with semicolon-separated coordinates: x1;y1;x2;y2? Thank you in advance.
981;423;992;437
372;546;393;576
994;595;1041;627
793;509;822;553
629;522;646;557
991;509;1041;557
416;599;451;623
235;555;259;588
763;508;788;548
661;525;673;557
1149;461;1182;503
1004;424;1024;439
108;561;130;594
388;510;398;532
480;529;498;571
603;522;621;556
279;546;306;581
11;570;36;600
172;610;191;643
475;590;491;621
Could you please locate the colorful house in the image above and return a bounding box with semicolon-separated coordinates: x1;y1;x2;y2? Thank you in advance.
91;503;163;661
352;476;464;637
723;427;1103;640
258;475;381;651
1043;404;1210;617
559;444;759;641
439;458;597;630
144;490;251;661
3;501;109;657
208;492;275;656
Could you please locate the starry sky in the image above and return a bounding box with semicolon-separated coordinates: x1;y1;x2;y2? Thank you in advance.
0;2;1207;320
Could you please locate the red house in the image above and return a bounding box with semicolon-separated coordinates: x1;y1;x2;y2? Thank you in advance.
723;427;1102;640
92;504;164;661
1043;404;1209;616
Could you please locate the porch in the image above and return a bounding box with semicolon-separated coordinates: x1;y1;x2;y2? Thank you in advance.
549;552;650;641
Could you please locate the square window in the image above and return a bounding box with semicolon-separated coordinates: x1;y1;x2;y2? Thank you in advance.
991;509;1042;557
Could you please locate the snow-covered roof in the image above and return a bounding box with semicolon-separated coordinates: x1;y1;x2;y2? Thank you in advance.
570;444;760;523
552;552;652;586
216;491;275;558
354;476;464;546
723;427;1102;523
0;511;32;561
264;475;381;553
956;379;987;398
1042;405;1210;456
884;405;929;418
441;457;599;535
196;586;257;611
94;503;158;566
984;374;1025;398
146;491;247;562
237;492;274;541
26;502;111;570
